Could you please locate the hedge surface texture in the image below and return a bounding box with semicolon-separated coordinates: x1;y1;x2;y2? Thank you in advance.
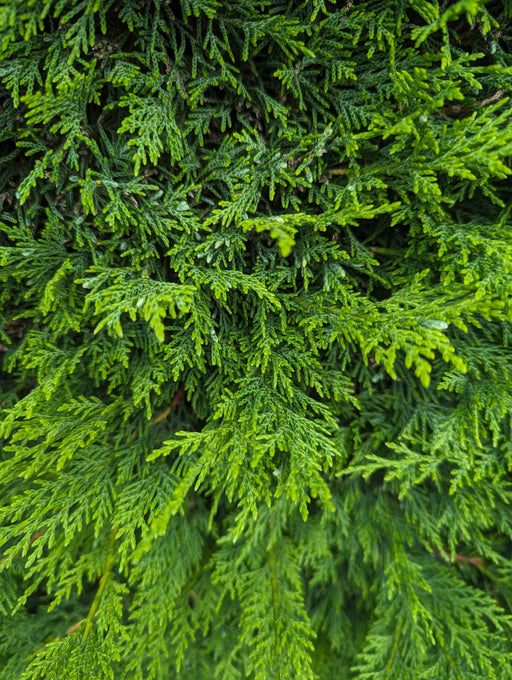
2;0;512;678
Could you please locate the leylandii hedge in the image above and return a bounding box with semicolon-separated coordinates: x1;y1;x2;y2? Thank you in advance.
2;1;512;678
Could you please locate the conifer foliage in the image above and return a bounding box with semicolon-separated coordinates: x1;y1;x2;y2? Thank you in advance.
2;0;512;677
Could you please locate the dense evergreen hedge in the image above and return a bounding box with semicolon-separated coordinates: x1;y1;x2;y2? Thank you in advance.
2;1;512;678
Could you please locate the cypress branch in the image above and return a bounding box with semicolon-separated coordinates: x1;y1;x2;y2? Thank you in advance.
2;1;512;678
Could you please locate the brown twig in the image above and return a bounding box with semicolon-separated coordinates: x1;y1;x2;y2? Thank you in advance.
442;88;508;115
0;529;46;565
432;546;483;569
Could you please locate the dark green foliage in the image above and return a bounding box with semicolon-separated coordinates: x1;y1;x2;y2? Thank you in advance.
2;0;512;677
